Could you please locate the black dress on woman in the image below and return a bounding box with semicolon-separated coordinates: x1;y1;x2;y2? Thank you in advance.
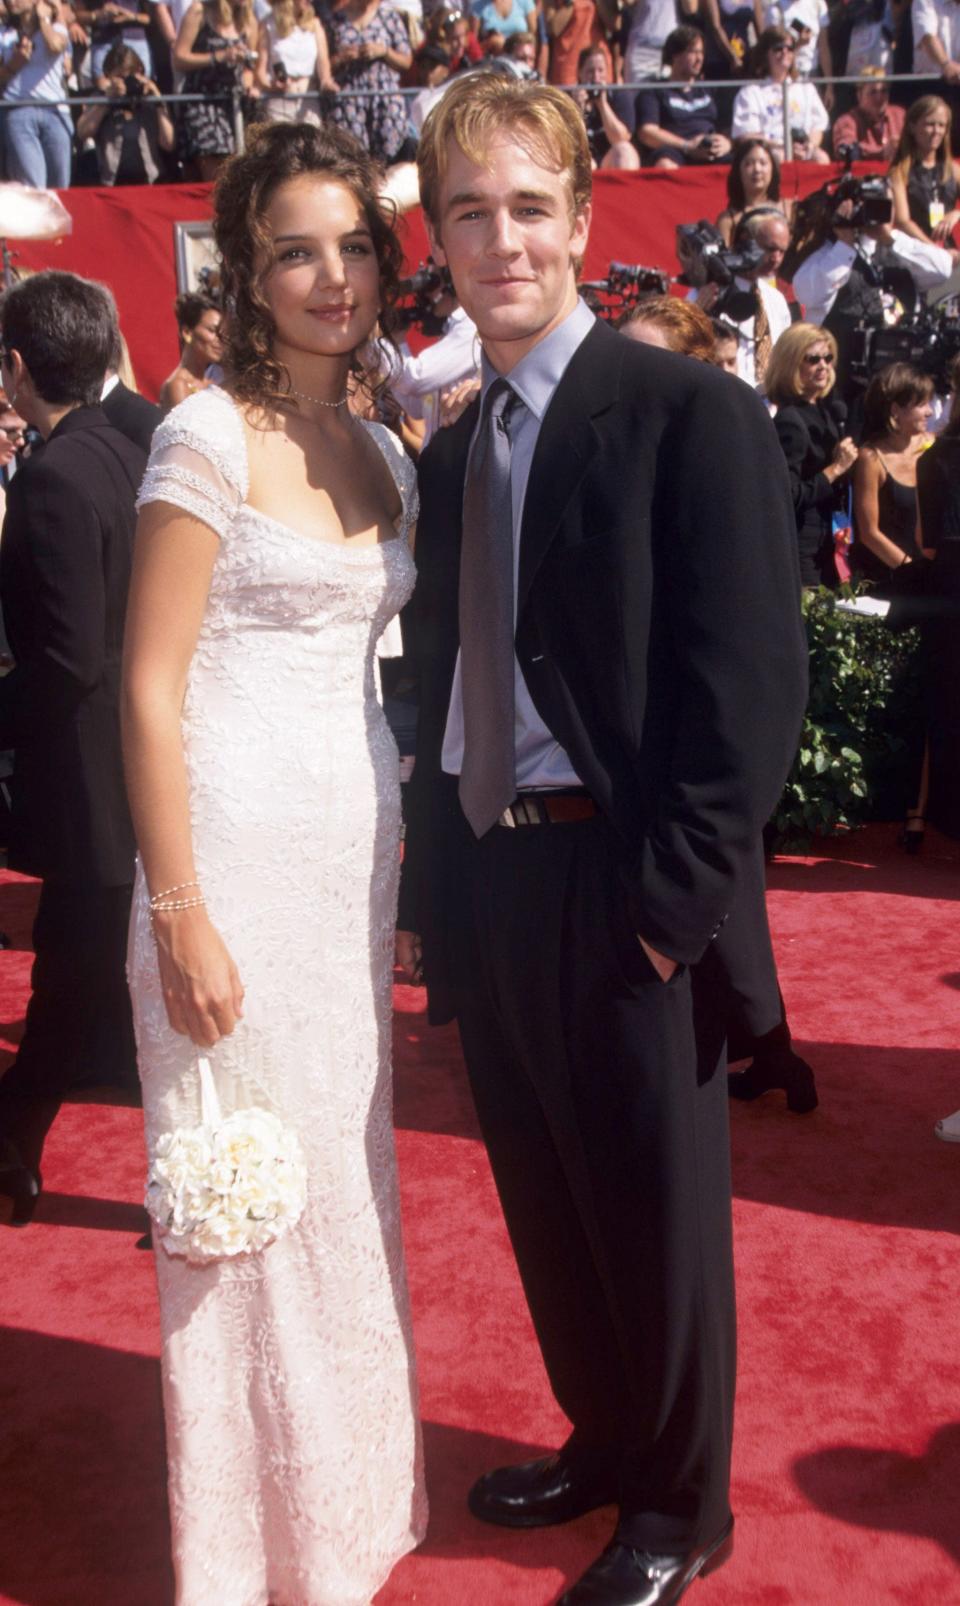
774;395;847;588
916;433;960;837
906;160;958;237
179;23;243;161
852;451;921;583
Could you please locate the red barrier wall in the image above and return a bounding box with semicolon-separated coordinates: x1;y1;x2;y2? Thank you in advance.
12;163;875;401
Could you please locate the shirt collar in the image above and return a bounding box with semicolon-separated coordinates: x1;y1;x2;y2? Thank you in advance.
479;298;595;422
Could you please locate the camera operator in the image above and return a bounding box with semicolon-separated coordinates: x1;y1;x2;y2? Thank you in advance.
636;25;732;169
384;273;479;443
792;182;954;397
571;44;640;169
75;40;173;182
687;205;793;388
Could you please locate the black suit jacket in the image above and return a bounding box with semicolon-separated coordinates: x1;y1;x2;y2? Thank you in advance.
0;406;145;885
399;319;808;1023
101;379;163;455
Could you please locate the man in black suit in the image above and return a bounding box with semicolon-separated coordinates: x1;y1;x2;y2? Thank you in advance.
101;332;163;454
0;271;145;1226
397;74;808;1604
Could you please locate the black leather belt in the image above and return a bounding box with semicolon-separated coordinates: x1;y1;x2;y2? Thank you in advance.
498;790;599;827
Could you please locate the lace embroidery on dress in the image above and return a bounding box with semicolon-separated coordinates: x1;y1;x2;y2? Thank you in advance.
128;386;426;1606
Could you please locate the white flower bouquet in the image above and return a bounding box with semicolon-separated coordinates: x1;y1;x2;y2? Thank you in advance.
146;1056;307;1263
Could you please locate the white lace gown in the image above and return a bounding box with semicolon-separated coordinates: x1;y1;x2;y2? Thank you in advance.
127;388;427;1606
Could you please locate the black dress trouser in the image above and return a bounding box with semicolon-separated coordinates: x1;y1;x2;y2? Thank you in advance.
0;880;137;1171
452;814;735;1552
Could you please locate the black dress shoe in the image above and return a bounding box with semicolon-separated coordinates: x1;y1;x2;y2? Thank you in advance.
727;1046;818;1114
557;1519;734;1605
0;1137;41;1227
468;1448;619;1528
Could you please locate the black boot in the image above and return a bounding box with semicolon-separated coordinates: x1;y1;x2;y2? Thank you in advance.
0;1137;42;1226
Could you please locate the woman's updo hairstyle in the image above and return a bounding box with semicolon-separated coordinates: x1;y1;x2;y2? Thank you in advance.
213;121;404;409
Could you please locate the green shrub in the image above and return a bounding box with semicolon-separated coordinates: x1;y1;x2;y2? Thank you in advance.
770;585;923;850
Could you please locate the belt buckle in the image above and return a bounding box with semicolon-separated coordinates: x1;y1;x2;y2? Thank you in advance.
498;797;547;827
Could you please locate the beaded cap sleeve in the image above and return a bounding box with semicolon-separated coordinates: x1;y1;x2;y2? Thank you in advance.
136;386;247;540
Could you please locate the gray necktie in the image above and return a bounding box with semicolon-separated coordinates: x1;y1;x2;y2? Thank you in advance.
458;378;518;838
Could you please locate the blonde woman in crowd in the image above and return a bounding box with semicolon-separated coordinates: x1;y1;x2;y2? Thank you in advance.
889;95;960;264
766;323;856;587
255;0;337;126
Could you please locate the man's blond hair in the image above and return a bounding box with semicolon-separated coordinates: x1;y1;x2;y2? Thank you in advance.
417;72;593;227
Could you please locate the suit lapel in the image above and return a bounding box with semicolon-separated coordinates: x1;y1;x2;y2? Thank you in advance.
516;320;623;619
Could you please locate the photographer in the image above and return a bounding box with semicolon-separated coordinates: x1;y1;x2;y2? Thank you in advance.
0;0;72;189
686;205;793;388
792;184;954;393
636;25;732;168
572;43;639;168
75;40;173;181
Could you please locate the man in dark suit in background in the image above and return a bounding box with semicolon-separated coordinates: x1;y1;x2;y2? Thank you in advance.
397;74;808;1605
0;271;145;1226
101;327;163;454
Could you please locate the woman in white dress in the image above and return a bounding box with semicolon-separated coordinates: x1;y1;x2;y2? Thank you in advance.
122;122;426;1605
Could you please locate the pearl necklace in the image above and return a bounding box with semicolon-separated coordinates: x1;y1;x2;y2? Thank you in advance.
288;386;350;410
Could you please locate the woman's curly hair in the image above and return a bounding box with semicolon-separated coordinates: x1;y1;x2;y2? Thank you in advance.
212;122;404;411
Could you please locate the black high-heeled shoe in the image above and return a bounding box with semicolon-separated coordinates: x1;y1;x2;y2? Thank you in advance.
899;812;926;855
727;1048;818;1114
0;1138;41;1226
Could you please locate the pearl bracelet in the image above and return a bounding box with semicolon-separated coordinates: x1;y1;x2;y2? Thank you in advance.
150;896;207;914
149;880;200;908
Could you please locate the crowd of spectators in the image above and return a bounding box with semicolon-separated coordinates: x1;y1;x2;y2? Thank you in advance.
5;0;960;184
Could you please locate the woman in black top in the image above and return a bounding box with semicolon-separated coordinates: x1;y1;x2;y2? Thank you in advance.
852;363;933;584
917;364;960;849
768;323;858;588
889;95;960;264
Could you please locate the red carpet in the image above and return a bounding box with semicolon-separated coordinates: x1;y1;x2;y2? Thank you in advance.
2;827;959;1605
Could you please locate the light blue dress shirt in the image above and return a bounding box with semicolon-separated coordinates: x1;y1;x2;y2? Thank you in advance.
441;297;595;792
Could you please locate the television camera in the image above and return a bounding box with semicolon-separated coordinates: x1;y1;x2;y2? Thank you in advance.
580;261;670;322
675;221;764;293
394;260;455;336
